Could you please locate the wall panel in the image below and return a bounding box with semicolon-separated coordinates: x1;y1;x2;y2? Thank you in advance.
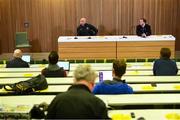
0;0;179;53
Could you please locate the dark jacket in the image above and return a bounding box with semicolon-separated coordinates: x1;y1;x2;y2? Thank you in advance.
46;84;108;119
77;23;98;36
6;58;29;68
41;64;67;77
136;24;152;36
93;78;133;94
153;58;178;76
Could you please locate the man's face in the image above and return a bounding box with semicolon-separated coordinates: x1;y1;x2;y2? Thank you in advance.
80;18;86;26
139;19;145;26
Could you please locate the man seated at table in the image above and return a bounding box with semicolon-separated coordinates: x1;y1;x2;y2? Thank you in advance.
41;51;67;77
77;17;98;36
93;60;133;94
136;18;152;37
6;49;29;68
153;48;178;76
46;64;108;119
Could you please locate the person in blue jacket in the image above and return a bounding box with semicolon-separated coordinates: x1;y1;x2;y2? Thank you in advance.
93;60;133;94
153;48;178;76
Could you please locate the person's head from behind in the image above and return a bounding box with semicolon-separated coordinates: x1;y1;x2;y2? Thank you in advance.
80;18;87;26
13;49;22;58
139;18;147;26
112;59;127;78
48;51;59;65
73;64;97;91
160;48;171;59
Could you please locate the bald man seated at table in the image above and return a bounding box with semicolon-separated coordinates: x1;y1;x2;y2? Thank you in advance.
77;18;98;36
46;64;108;119
93;60;133;94
153;48;178;76
6;49;29;68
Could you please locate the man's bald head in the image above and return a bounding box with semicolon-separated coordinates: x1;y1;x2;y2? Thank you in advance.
80;18;87;26
13;49;22;58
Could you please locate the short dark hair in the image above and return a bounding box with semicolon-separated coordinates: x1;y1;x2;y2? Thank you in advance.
140;18;147;23
48;51;59;64
160;48;171;59
113;59;127;77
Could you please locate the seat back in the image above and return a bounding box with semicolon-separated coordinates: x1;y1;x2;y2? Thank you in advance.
16;32;31;48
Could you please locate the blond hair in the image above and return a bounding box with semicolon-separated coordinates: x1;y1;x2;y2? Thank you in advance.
74;64;97;83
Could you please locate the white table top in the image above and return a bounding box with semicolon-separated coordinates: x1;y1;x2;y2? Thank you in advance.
0;72;40;78
1;83;180;94
58;35;175;42
0;76;180;85
0;66;156;73
108;109;180;120
1;94;180;106
98;94;180;106
68;70;180;77
0;62;179;72
0;70;179;78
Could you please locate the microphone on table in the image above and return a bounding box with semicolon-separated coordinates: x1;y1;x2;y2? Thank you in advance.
74;36;78;39
121;25;136;39
88;36;91;39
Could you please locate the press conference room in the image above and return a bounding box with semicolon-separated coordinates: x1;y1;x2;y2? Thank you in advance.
0;0;180;119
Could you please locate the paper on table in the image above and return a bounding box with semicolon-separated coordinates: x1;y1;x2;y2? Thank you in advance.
39;64;46;68
141;85;155;90
111;113;132;120
23;73;33;77
174;85;180;90
165;113;180;120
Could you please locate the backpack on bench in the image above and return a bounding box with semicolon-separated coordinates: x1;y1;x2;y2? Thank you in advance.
4;74;48;94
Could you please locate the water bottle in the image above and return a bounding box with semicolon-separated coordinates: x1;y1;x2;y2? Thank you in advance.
99;72;103;82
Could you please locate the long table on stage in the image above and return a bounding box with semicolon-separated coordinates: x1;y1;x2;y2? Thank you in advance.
58;35;175;59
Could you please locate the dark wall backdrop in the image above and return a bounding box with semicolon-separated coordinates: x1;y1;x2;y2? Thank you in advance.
0;0;179;53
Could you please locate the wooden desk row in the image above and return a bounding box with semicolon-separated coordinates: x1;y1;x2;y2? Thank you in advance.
0;62;180;72
1;83;180;95
1;94;180;119
0;76;180;85
109;109;180;120
0;108;180;120
1;94;180;107
0;70;179;78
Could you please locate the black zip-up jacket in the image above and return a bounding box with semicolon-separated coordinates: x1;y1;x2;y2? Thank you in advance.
6;58;29;68
77;23;98;36
136;24;152;36
46;84;108;119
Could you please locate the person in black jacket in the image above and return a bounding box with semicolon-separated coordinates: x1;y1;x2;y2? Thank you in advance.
46;64;108;119
136;18;152;37
153;48;178;76
6;49;29;68
41;51;67;77
77;18;98;36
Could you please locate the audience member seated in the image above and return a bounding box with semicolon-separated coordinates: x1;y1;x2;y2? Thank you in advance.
6;49;29;68
93;60;133;94
153;48;178;76
41;51;67;77
46;64;108;119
